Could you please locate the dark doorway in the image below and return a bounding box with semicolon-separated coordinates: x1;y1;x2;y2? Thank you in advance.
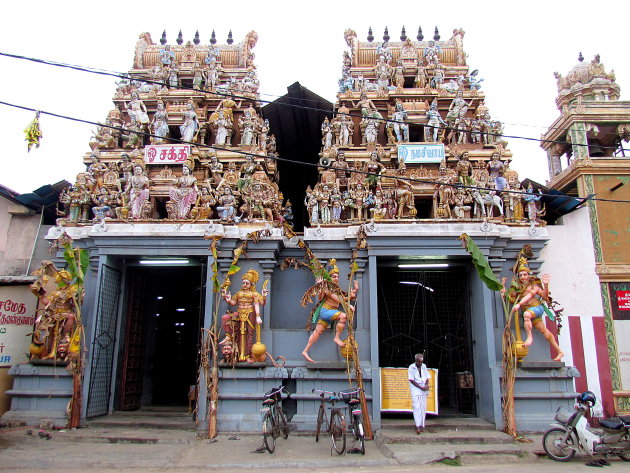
117;262;204;409
377;261;476;415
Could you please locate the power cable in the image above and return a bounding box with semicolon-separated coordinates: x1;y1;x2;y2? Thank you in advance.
2;99;629;204
2;50;628;152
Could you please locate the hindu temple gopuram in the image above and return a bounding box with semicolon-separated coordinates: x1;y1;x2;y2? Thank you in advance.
4;27;630;437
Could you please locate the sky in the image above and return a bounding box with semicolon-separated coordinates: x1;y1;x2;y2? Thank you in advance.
1;0;629;194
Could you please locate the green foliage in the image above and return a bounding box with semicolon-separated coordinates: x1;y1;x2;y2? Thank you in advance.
459;234;502;291
438;457;461;466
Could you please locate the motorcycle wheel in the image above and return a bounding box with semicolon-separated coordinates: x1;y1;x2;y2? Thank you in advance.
542;427;576;462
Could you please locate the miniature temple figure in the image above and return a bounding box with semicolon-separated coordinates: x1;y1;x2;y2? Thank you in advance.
117;153;134;192
452;187;471;218
302;259;359;362
122;118;144;149
211;110;232;146
394;174;416;219
307;189;320;225
393;60;405;91
125;163;151;219
59;186;87;223
400;38;418;60
331;186;344;222
319;185;332;224
487;153;507;191
434;163;454;218
350;182;368;221
206;154;223;184
363;118;379;145
205;62;220;91
338;115;353;147
167;161;198;219
332;151;350;190
467;69;483;91
160;45;175;67
192;185;216;220
524;184;544;223
430;65;445;90
29;262;80;362
213;94;241;123
415;62;427;89
424;100;447;142
370;188;388;220
87;155;108;192
366;151;385;188
240;69;260;94
192;66;205;90
282;199;294;226
321;117;333;150
239;109;257;146
167;65;180;88
259;119;270;152
446;90;472;126
339;70;354;93
92;187;114;221
456;152;476;186
90;121;117;150
503;258;564;361
342;51;352;74
470;118;483;144
180;101;199;143
454;117;471;145
389;99;410;143
205;44;220;66
423;40;441;67
221;270;268;363
151;100;169;144
374;56;393;93
377;41;393;64
216;186;238;222
511;183;525;221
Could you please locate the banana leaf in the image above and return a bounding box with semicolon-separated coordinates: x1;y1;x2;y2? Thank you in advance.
459;233;502;292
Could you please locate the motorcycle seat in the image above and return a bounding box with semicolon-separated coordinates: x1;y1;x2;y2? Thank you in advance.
618;415;630;424
599;417;625;430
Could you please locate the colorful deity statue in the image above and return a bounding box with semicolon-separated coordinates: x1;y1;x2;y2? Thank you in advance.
302;259;359;362
502;255;564;361
221;270;268;362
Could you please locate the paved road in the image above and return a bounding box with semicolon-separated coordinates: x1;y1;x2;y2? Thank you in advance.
1;426;627;473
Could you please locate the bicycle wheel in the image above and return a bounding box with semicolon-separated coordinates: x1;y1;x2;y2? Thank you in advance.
263;410;276;453
542;427;576;462
330;410;346;455
277;405;289;439
353;413;365;455
315;403;326;442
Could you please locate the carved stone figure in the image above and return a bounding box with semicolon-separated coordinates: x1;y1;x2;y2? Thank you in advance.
180;101;199;143
159;45;175;67
424;100;446;142
167;162;198;219
221;269;268;363
216;186;237;222
388;99;410;143
125;163;151;219
151;100;169;144
321;117;333;150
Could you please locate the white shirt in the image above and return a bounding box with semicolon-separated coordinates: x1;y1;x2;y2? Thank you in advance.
408;362;430;396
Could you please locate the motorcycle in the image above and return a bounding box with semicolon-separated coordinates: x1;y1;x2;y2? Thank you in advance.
543;391;630;463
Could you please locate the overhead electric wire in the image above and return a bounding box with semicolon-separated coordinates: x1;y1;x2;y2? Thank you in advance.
2;99;629;205
2;50;629;152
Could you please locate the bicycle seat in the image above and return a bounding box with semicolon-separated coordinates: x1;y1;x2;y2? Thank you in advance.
262;398;276;406
348;398;360;406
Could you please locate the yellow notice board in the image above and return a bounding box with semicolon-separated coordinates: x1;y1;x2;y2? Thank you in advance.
380;367;438;414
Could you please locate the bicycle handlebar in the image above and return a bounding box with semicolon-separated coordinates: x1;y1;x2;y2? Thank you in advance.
312;388;336;396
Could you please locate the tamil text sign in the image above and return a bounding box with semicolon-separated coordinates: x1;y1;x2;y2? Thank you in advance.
0;285;37;367
397;143;445;164
380;367;438;414
144;145;191;164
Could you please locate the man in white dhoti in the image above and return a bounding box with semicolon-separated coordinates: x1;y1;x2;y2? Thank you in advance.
408;353;430;433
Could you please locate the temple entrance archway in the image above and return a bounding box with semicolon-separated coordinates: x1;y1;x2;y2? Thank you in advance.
377;259;476;416
115;261;204;411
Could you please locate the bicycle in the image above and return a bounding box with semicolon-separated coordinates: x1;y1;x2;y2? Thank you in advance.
313;388;346;455
260;385;290;453
339;388;365;454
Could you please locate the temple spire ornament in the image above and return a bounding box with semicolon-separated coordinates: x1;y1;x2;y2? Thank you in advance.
400;26;407;41
383;27;390;42
176;30;183;45
194;30;200;45
417;26;424;41
210;30;217;45
578;52;584;62
160;30;167;45
227;30;234;45
433;26;440;41
367;27;374;42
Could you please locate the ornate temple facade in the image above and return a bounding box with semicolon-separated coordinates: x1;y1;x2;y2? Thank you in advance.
540;54;630;416
9;28;625;435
